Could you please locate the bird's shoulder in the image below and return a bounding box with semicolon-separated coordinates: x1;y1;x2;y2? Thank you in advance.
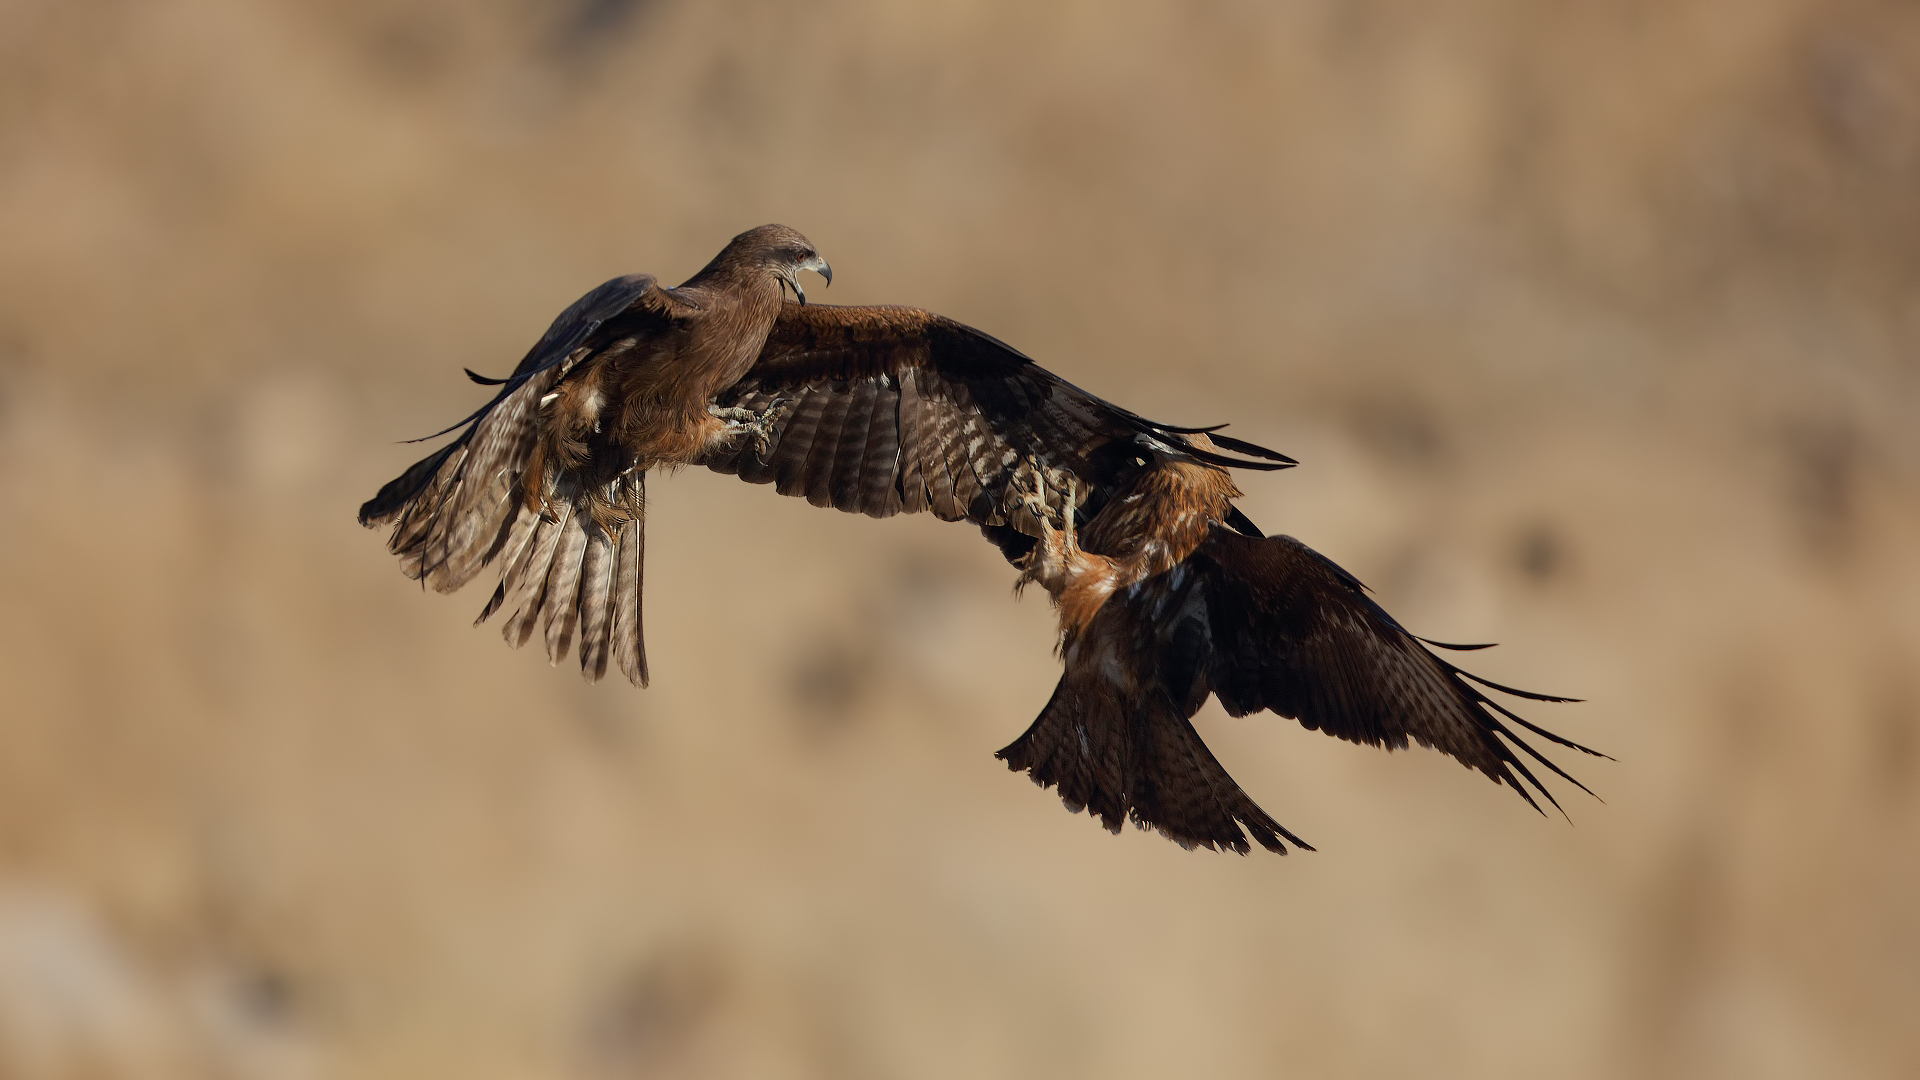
756;302;1036;382
613;275;709;323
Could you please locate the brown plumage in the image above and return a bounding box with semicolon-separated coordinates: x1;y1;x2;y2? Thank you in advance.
359;224;830;686
362;225;1603;854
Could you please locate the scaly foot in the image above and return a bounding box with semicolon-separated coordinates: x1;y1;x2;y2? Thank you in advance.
1014;456;1084;596
710;399;793;461
1013;455;1081;541
1013;455;1054;529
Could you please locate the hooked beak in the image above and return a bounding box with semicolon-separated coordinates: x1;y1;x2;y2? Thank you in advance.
789;254;832;305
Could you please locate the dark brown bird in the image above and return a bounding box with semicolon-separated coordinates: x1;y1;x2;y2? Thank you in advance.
359;224;829;686
362;225;1603;854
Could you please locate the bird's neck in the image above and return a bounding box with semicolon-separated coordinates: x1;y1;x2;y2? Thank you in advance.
682;252;773;290
679;261;782;312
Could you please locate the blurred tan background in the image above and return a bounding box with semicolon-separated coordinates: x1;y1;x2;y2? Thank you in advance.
3;1;1919;1077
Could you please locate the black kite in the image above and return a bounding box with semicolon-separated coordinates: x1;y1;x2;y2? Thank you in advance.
361;224;1602;854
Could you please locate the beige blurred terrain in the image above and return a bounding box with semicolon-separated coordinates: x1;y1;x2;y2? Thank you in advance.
3;0;1919;1077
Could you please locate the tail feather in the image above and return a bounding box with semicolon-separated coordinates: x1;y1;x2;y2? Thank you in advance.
612;503;648;687
361;275;661;681
473;504;541;626
423;468;521;593
389;450;471;583
541;512;591;665
443;485;650;685
1136;700;1312;854
996;603;1314;855
576;527;616;682
364;375;552;596
497;502;572;649
998;680;1132;835
365;429;649;682
359;439;466;530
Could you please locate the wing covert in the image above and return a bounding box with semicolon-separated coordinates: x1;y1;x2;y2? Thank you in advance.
705;302;1290;535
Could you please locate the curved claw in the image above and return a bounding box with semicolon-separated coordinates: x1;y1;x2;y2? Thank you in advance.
1014;455;1055;531
748;399;793;464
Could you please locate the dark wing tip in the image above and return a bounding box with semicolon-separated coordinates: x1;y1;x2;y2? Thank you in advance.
1207;432;1299;465
1419;637;1498;651
1492;703;1611;760
1451;666;1584;704
1211;533;1603;820
358;439;463;527
1163;429;1297;472
1145;421;1232;435
1224;506;1264;539
1179;443;1298;472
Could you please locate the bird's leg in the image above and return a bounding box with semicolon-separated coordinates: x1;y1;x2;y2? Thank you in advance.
1029;457;1084;552
1015;456;1071;597
1059;477;1081;559
1014;458;1116;638
1010;456;1048;525
708;399;793;461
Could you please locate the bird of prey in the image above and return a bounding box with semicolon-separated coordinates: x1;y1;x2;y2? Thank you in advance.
361;224;1602;854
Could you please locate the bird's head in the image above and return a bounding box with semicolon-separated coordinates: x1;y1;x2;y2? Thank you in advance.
714;223;832;304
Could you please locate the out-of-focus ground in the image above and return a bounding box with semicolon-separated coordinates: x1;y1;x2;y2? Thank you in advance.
3;1;1918;1077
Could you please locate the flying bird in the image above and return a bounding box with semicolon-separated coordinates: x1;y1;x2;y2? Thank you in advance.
361;224;1602;854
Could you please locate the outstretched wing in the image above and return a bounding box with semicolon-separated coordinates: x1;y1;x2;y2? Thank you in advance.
703;302;1294;536
1192;530;1605;814
358;273;697;686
